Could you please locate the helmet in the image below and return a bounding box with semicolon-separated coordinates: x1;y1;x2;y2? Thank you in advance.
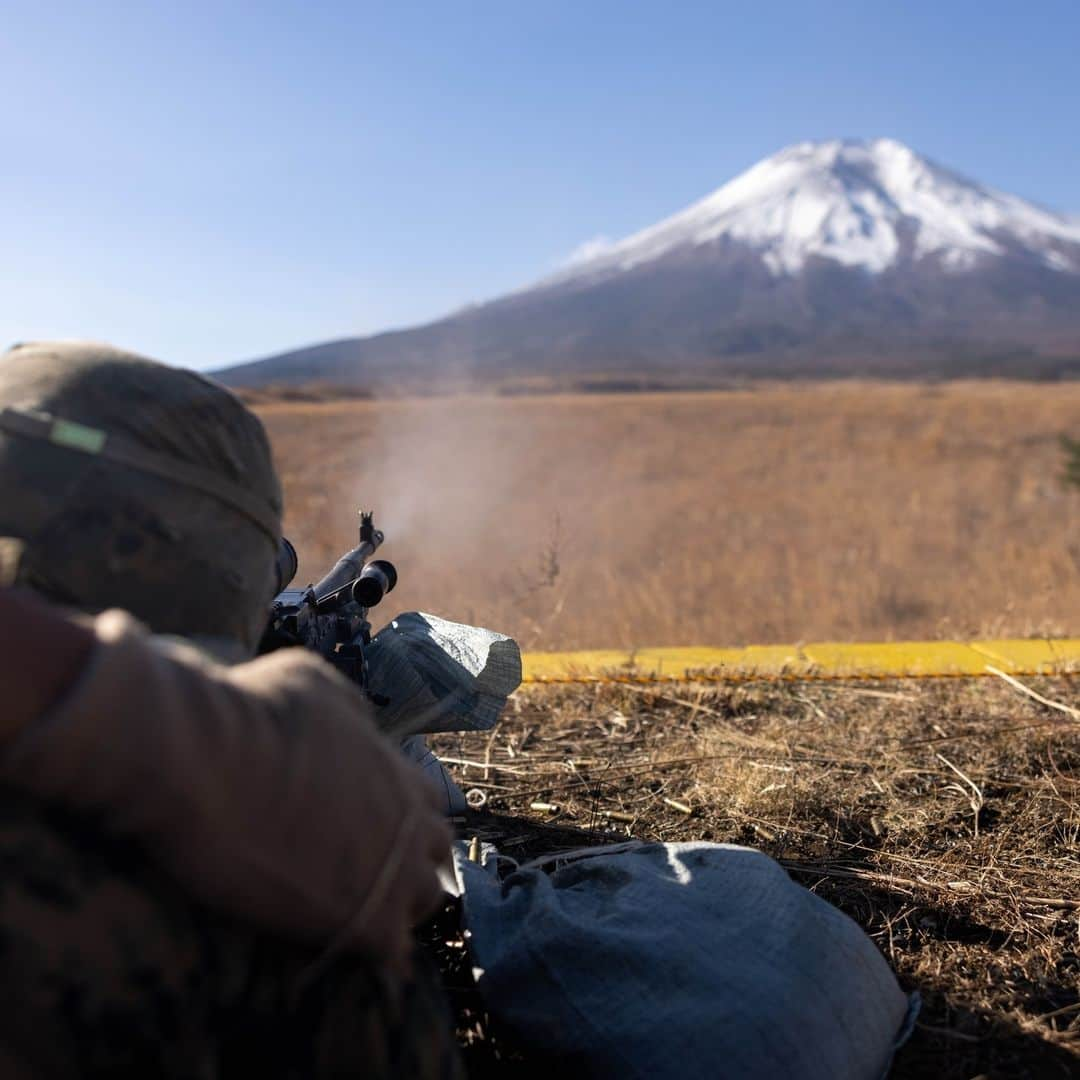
0;341;283;654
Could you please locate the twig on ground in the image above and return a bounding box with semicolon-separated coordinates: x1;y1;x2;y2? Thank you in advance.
985;666;1080;721
936;753;985;837
781;861;1079;910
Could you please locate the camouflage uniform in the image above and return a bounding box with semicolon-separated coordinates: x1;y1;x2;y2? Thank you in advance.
0;343;462;1078
0;791;460;1078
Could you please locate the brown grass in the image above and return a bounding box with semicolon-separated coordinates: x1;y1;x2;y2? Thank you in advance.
255;382;1080;1074
428;672;1080;1078
256;380;1080;651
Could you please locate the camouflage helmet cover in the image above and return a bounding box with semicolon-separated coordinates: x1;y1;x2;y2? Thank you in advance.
0;341;283;652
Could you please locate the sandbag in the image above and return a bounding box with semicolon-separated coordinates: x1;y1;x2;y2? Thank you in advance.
453;840;917;1080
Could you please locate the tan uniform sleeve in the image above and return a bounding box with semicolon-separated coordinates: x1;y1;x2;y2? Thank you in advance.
0;610;417;949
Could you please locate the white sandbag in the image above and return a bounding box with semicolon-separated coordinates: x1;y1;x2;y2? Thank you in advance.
364;611;522;738
453;840;917;1080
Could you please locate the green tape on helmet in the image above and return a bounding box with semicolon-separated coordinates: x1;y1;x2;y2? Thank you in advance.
50;419;106;455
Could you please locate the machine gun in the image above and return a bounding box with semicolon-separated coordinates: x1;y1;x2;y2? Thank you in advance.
265;509;522;743
262;509;397;690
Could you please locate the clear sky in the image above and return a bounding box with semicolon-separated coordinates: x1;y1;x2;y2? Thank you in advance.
2;1;1077;370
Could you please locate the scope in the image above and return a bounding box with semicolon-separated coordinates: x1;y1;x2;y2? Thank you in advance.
351;559;398;608
274;537;299;593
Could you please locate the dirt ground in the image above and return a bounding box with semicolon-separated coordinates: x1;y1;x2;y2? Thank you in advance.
427;672;1080;1079
256;380;1080;651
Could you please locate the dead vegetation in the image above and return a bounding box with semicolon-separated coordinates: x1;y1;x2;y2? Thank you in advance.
429;672;1080;1079
256;380;1080;650
257;381;1080;1073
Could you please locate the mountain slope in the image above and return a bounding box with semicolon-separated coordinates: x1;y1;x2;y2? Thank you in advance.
546;138;1080;280
218;139;1080;388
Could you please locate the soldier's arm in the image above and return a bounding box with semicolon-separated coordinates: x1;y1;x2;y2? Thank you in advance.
0;587;95;742
0;597;451;970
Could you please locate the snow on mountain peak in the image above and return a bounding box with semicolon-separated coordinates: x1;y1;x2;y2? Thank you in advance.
555;138;1080;281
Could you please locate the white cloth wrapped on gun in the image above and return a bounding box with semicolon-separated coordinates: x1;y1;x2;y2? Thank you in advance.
364;611;522;816
364;611;522;739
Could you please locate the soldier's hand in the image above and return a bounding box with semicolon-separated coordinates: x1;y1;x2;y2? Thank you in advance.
242;675;456;971
219;654;455;970
0;610;453;968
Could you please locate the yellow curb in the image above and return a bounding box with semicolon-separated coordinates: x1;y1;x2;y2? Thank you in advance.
520;639;1080;684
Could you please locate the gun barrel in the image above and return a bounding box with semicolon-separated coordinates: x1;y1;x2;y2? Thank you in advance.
312;539;379;600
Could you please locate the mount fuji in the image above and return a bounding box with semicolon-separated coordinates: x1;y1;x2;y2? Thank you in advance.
219;139;1080;388
550;138;1080;279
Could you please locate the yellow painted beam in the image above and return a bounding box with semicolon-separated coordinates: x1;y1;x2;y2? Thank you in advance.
520;639;1080;684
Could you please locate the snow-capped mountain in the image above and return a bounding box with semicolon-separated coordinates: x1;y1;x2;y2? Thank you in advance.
219;139;1080;388
549;138;1080;280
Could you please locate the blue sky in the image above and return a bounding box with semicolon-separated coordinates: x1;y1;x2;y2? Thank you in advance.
2;1;1077;370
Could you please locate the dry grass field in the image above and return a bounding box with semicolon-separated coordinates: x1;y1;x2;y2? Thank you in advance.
256;381;1080;650
256;383;1080;1075
428;674;1080;1078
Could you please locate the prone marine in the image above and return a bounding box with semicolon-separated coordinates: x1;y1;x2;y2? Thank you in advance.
0;341;463;1077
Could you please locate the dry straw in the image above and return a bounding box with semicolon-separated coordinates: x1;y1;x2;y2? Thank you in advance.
432;671;1080;1079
